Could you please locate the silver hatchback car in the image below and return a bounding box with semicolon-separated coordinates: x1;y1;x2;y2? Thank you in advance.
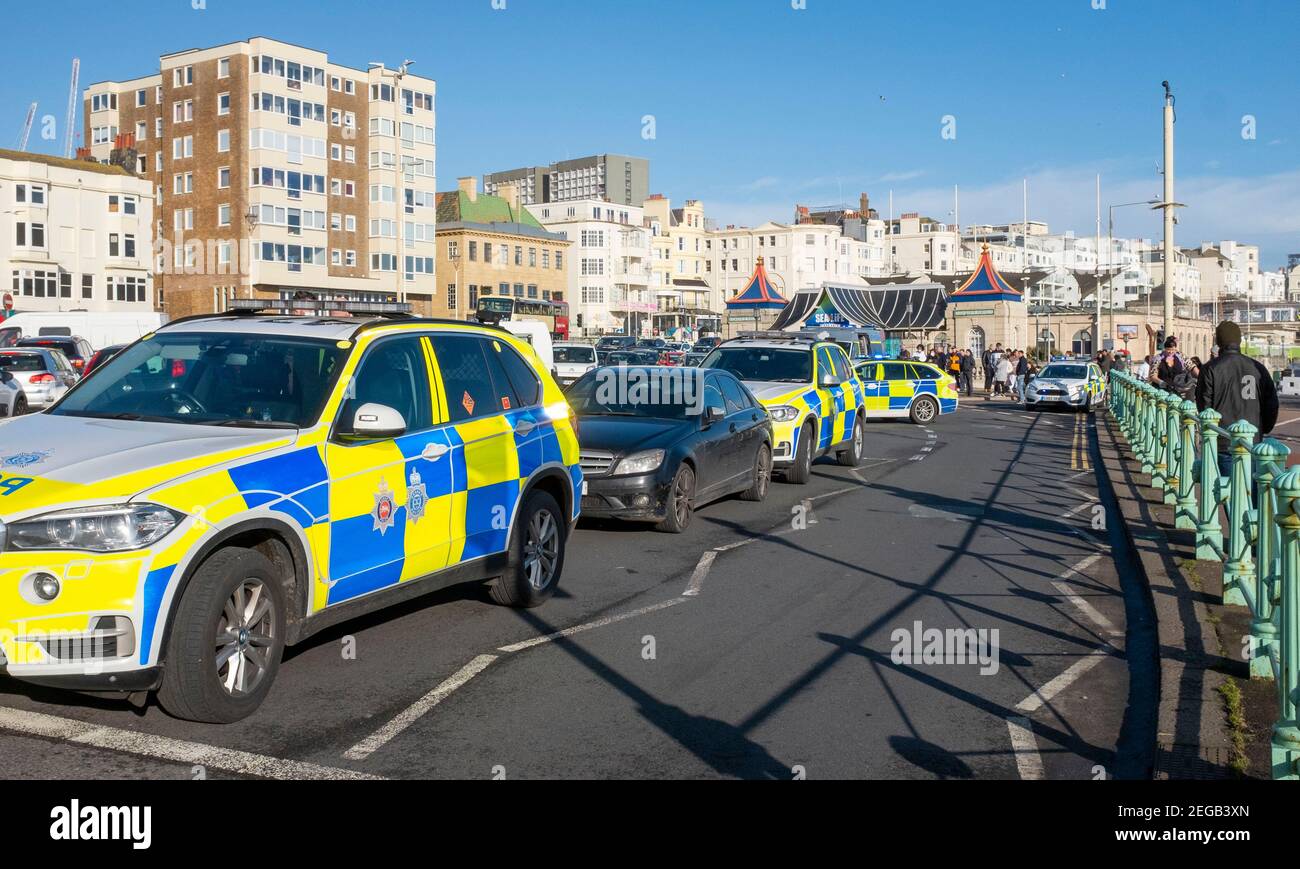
0;368;23;417
0;348;79;411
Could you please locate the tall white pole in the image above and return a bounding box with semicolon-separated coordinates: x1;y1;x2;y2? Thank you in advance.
888;189;894;276
1095;175;1102;355
1161;82;1176;336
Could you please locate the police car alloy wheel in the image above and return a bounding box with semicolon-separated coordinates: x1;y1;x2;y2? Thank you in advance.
784;422;815;485
910;396;938;425
837;418;864;467
492;490;567;608
158;547;286;724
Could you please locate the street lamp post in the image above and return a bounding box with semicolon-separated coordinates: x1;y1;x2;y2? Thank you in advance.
1108;198;1158;351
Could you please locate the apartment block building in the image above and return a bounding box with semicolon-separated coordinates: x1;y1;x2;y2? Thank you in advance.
642;195;718;335
485;154;648;207
82;37;436;318
434;178;571;321
0;148;154;313
527;199;652;337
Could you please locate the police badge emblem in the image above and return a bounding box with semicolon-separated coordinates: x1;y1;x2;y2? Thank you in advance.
407;467;428;525
372;478;396;535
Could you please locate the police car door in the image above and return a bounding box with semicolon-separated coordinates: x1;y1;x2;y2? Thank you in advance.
814;347;840;451
428;333;526;566
325;335;454;606
827;345;858;441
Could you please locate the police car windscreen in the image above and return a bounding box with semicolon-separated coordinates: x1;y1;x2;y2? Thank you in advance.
701;347;811;383
1040;364;1088;380
51;332;347;427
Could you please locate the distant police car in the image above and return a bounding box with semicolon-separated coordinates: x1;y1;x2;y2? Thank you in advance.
0;308;581;722
854;359;959;424
700;334;864;483
1024;360;1106;411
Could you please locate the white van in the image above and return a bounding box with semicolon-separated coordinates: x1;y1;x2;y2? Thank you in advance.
0;311;168;351
500;320;556;380
552;342;599;388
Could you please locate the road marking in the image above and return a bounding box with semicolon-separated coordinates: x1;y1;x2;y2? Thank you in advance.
1014;647;1112;713
0;706;382;779
1006;716;1045;780
1273;417;1300;428
496;598;688;654
909;454;925;461
1048;554;1122;637
682;551;717;596
344;654;498;761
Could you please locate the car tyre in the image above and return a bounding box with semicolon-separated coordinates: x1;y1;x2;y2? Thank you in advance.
783;422;815;484
12;394;26;416
740;443;772;501
837;417;864;467
656;463;696;533
909;396;939;425
492;489;566;607
157;547;286;724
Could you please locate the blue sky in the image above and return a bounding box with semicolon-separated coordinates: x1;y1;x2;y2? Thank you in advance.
4;0;1297;265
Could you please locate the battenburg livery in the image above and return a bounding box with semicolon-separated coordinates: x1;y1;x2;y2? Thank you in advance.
701;334;865;484
853;359;959;424
0;312;581;722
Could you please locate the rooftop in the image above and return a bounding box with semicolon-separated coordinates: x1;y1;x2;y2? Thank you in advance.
0;148;134;177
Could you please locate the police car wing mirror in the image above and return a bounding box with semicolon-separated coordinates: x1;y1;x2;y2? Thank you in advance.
349;402;406;440
820;374;838;387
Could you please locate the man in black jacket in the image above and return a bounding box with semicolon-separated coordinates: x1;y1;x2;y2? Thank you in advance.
1196;320;1279;479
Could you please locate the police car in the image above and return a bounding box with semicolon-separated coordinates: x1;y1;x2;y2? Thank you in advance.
1024;360;1106;412
853;358;959;424
0;306;582;722
700;333;864;483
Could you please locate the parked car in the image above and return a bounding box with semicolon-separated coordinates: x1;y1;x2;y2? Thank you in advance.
553;342;600;388
84;343;128;376
637;338;668;352
853;359;959;424
692;337;722;353
0;348;79;410
0;314;581;722
569;366;773;532
595;335;637;354
1024;361;1107;412
16;335;93;373
701;335;865;483
606;349;660;366
0;369;25;417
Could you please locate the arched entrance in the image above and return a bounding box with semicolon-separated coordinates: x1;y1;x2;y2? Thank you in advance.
967;325;986;357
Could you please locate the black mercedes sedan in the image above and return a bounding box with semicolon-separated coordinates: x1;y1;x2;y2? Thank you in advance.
568;365;774;532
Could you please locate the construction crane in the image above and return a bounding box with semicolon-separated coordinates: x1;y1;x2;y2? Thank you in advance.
16;102;36;151
63;57;80;159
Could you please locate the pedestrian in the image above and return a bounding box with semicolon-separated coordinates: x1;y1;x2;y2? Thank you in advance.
1014;350;1029;402
1152;337;1186;393
1136;354;1152;381
994;352;1012;398
959;348;975;397
1196;320;1279;482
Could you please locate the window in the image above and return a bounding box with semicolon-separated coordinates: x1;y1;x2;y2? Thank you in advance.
218;92;231;115
172;66;193;87
172;135;193;159
218;204;231;227
338;337;433;435
81;274;93;299
217;129;231;152
218;57;230;78
136;89;147;107
431;335;511;422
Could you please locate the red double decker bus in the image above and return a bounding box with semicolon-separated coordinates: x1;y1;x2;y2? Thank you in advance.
477;297;569;341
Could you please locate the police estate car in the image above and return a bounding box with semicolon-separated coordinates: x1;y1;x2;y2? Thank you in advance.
700;334;864;483
0;310;581;722
1024;360;1106;412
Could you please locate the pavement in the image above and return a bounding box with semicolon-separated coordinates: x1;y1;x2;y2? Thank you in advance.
0;397;1157;780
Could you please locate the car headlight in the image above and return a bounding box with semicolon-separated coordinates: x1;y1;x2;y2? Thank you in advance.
768;405;800;422
614;449;665;475
5;504;183;552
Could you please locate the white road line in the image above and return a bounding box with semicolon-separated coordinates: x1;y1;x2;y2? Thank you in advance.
496;598;688;654
1060;500;1097;520
0;706;381;779
1051;580;1122;637
682;550;717;597
1273;417;1300;428
808;485;861;501
344;654;498;761
1006;716;1045;780
1014;647;1112;713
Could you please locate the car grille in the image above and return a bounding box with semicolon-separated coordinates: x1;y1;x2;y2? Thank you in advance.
580;450;616;477
23;616;134;663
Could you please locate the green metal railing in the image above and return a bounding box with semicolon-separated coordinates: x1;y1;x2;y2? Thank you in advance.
1109;370;1300;779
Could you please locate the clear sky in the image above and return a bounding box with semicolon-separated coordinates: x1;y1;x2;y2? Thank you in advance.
3;0;1296;266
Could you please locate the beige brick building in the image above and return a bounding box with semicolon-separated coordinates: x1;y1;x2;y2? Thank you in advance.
434;178;571;327
83;37;436;318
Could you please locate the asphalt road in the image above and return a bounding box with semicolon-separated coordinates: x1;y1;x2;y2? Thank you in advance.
0;396;1154;779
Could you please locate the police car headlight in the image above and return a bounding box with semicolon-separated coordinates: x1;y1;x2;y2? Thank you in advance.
614;449;665;475
768;405;800;422
6;504;183;552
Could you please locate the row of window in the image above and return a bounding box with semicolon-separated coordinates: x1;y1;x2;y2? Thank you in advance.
251;92;327;124
451;241;563;270
11;269;145;302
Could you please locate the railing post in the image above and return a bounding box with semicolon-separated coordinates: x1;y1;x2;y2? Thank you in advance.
1224;419;1258;607
1164;393;1181;506
1175;400;1198;529
1271;467;1300;779
1252;439;1289;679
1150;392;1169;490
1137;385;1154;471
1196;408;1224;561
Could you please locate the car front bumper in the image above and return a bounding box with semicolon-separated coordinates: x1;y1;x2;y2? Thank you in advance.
579;471;672;521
